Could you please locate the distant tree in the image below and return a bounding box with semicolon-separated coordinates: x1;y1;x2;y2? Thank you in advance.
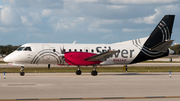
170;45;180;54
0;45;20;56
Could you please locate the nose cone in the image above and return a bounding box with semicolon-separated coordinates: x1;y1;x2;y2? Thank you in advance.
3;56;11;63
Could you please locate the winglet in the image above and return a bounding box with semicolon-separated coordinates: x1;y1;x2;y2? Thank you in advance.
73;41;76;44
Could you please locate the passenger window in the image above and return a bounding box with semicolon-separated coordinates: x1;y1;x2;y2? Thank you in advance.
91;49;94;53
17;47;25;51
74;49;77;52
63;49;66;52
86;49;88;52
80;49;82;52
24;47;32;51
69;49;71;52
53;49;56;52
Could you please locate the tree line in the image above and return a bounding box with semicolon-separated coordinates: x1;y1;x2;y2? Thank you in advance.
170;44;180;54
0;45;20;57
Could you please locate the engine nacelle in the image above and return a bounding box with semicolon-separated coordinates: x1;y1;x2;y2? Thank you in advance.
64;52;102;66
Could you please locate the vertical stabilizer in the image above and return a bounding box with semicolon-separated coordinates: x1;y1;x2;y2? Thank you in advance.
131;15;175;64
144;15;175;48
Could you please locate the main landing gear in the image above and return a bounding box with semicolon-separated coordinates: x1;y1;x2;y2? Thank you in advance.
20;66;25;76
75;65;98;76
91;65;98;76
76;66;82;75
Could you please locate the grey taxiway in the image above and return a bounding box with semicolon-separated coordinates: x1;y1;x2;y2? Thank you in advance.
1;73;180;101
1;57;180;101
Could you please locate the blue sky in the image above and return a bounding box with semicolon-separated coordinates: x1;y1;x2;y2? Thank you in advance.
0;0;180;45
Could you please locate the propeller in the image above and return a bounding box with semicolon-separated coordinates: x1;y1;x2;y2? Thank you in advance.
59;46;66;65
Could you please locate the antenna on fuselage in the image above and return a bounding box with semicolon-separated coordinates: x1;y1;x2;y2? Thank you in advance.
73;41;76;44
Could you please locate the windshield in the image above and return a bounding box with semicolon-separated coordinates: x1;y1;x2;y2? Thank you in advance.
16;47;25;51
24;47;32;51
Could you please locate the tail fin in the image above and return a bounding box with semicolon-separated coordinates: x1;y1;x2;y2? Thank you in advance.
131;15;175;64
144;15;175;48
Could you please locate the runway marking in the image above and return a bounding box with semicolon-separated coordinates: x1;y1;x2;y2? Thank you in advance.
1;96;180;100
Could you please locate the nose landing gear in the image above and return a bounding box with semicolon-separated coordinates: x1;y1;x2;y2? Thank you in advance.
20;66;25;76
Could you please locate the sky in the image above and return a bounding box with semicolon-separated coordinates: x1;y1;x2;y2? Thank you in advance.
0;0;180;45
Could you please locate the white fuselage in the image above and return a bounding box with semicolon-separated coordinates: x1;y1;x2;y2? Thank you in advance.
4;37;148;66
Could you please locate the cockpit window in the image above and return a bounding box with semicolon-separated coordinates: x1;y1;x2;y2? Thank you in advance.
16;47;25;51
24;47;32;51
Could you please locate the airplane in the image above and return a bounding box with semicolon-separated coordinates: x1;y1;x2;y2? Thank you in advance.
3;15;175;76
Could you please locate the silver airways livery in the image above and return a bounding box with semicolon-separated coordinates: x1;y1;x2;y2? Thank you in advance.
4;15;175;76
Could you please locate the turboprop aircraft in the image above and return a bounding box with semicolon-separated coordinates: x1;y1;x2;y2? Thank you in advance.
4;15;175;76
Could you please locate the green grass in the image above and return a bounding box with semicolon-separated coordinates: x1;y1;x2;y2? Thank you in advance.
1;66;180;73
0;61;6;63
141;61;180;63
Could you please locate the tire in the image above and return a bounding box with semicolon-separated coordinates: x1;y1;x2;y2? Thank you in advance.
20;72;25;76
76;70;82;75
91;71;98;76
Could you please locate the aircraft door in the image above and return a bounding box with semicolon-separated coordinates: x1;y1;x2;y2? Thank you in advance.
42;45;50;61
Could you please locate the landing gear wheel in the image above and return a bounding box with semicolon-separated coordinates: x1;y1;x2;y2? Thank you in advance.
20;66;25;76
76;70;82;75
20;72;25;76
91;70;98;76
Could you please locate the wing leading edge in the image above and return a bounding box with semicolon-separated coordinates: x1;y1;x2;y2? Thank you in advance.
84;50;118;62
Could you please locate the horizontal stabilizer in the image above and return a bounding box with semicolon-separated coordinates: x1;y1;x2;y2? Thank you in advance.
85;50;118;62
149;40;174;52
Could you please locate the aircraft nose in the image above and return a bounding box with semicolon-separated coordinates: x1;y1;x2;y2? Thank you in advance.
3;56;11;63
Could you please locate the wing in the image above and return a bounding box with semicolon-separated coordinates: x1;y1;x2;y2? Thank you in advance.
84;50;118;62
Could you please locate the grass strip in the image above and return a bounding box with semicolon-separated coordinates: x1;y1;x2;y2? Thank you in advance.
141;61;180;63
0;61;6;63
0;66;180;73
